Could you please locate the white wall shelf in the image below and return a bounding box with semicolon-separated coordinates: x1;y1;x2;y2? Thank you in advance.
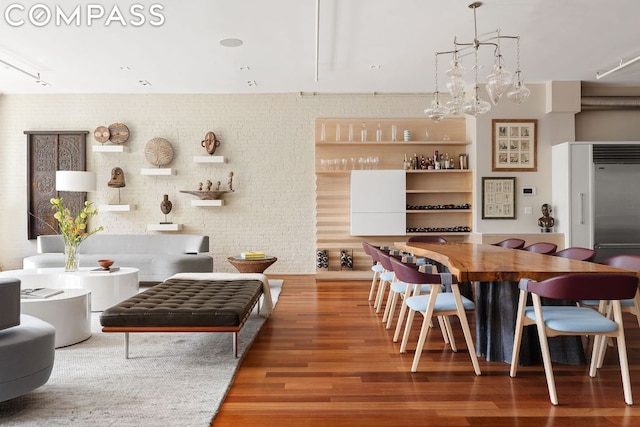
147;223;182;231
193;155;225;163
140;168;174;176
92;145;129;153
99;204;134;212
191;199;224;207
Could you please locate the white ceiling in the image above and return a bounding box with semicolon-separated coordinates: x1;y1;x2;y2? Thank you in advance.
0;0;639;95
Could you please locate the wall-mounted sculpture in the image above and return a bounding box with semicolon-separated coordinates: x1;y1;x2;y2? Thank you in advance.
180;171;235;200
107;167;126;204
93;123;130;144
201;131;220;155
160;194;173;224
144;137;174;167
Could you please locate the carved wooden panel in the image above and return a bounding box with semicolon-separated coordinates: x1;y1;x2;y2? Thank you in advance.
26;131;88;239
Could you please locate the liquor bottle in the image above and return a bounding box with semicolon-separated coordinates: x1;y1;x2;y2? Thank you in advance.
376;123;383;142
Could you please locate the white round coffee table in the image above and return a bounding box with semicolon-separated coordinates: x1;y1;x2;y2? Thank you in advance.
20;289;91;348
1;267;139;311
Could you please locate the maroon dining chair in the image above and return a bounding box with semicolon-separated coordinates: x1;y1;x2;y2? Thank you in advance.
553;247;596;261
522;242;557;255
585;254;640;369
492;238;525;249
390;256;481;375
510;273;638;405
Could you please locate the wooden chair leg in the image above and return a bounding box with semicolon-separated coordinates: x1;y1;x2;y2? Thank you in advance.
400;308;416;353
452;284;481;376
441;316;457;351
510;289;528;377
410;286;439;372
532;294;559;405
384;290;399;328
613;303;634;405
393;286;413;342
368;270;379;301
382;284;396;323
436;316;451;345
411;311;434;372
375;279;389;313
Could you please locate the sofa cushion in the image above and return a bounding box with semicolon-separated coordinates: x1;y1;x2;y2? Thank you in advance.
0;278;20;331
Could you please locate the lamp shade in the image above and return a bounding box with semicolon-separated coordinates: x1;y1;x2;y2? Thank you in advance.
55;171;96;192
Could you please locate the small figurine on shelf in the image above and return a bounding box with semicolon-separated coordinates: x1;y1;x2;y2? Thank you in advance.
107;167;126;204
227;171;234;191
160;194;173;224
205;180;213;191
216;181;221;191
538;203;555;232
108;167;125;188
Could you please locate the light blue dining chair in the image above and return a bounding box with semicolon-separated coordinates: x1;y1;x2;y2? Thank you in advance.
390;256;481;375
510;273;638;405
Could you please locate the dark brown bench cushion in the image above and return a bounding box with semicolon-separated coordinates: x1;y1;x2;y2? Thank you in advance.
99;278;263;328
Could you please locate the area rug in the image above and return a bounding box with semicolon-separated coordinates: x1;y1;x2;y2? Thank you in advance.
0;280;282;427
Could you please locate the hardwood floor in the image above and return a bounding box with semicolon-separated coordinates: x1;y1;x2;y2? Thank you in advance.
212;275;640;426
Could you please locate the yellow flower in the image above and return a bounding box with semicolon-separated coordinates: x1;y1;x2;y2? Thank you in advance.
50;197;104;245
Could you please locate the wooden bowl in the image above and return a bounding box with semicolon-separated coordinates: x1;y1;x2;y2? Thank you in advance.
98;259;114;269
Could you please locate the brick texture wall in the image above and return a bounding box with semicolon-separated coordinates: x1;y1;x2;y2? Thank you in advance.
0;93;430;272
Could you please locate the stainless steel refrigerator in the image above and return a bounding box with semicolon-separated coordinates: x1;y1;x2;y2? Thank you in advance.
593;145;640;261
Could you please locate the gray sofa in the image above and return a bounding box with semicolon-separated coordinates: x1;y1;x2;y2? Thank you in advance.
0;277;56;402
23;234;214;283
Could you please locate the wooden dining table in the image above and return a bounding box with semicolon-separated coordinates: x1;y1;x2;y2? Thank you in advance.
394;241;638;365
394;241;635;282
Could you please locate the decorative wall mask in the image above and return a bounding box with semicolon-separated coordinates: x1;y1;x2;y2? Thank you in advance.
201;131;220;155
108;167;126;188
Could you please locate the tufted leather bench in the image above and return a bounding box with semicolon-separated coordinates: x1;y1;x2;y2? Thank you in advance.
100;278;264;358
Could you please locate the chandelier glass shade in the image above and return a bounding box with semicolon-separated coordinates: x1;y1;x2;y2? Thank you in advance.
424;2;530;121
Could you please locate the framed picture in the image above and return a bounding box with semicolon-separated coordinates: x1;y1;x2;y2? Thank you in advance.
482;177;516;219
492;119;537;171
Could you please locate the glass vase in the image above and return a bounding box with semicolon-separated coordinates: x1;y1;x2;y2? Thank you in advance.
64;241;80;272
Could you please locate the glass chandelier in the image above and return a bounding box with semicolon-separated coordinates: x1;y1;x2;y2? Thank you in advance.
424;2;530;121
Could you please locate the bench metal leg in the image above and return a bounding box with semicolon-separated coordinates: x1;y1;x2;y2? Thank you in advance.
125;332;130;359
233;332;238;358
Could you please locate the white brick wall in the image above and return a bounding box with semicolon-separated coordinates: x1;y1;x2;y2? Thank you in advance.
0;93;431;272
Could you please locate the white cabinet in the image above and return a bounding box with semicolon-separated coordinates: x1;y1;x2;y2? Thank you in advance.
552;142;594;249
350;170;406;236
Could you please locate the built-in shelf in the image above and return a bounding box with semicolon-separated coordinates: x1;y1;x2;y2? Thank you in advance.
140;168;174;176
92;145;129;153
193;155;225;163
191;199;224;207
147;223;182;231
99;204;134;212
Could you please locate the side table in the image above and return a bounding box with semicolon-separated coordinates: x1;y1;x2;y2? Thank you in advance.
21;289;92;348
227;256;277;273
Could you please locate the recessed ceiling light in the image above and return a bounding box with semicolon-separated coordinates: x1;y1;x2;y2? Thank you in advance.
247;80;257;87
220;38;243;48
239;66;250;71
120;66;131;71
138;79;152;86
370;64;381;69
